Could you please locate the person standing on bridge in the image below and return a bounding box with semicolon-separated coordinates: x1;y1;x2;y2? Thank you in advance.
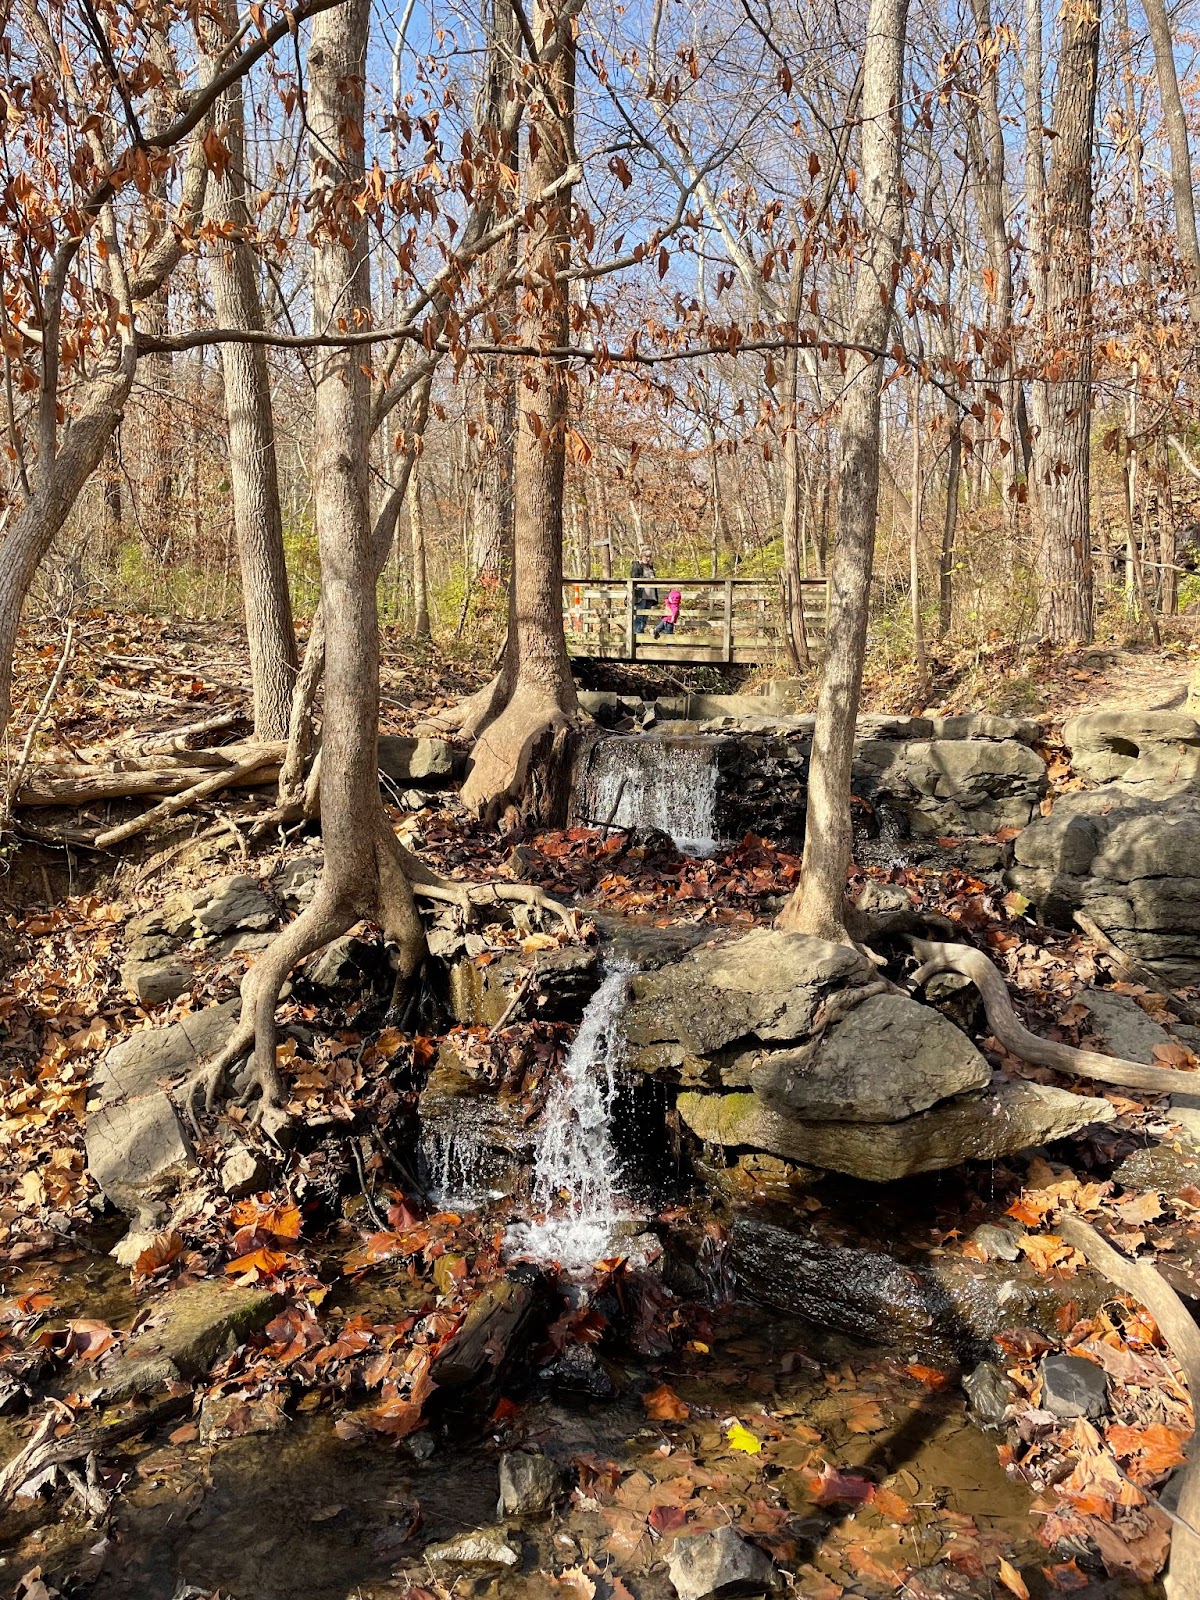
654;587;682;637
630;546;658;635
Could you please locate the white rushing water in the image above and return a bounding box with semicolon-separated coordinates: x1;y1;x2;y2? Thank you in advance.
587;735;720;855
506;965;636;1276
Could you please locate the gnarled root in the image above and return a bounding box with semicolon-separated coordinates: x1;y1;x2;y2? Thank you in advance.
421;672;506;740
460;686;580;828
1056;1213;1200;1598
907;936;1199;1096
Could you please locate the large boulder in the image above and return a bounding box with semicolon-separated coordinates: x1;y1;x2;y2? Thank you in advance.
853;736;1047;837
1008;790;1200;985
1063;710;1200;796
378;735;462;786
676;1080;1114;1182
750;992;990;1122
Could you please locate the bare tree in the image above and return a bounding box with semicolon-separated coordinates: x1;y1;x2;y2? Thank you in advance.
200;0;298;739
1030;0;1101;643
777;0;910;941
1143;0;1200;328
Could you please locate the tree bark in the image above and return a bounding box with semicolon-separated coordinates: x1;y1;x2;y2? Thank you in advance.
1031;0;1100;644
776;0;909;940
458;0;582;828
201;0;298;740
409;462;432;638
1143;0;1200;328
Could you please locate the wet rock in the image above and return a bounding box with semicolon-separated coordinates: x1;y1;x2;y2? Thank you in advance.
378;735;461;786
1078;988;1171;1065
497;1451;565;1517
1008;791;1200;985
665;1525;779;1600
95;999;241;1102
444;943;600;1028
1112;1142;1198;1196
424;1527;521;1569
418;1049;532;1199
85;1091;196;1227
539;1341;616;1400
969;1222;1021;1262
87;1282;281;1402
732;1216;1113;1357
730;1216;934;1342
751;993;990;1123
592;912;711;970
963;1361;1016;1428
1039;1353;1108;1419
220;1143;267;1198
122;955;194;1006
678;1081;1114;1182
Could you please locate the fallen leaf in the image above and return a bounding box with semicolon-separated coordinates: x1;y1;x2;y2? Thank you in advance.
998;1557;1030;1599
725;1421;762;1454
643;1384;690;1422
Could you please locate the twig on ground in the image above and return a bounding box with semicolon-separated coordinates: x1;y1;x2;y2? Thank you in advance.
0;1395;189;1504
5;619;76;820
1074;912;1200;1027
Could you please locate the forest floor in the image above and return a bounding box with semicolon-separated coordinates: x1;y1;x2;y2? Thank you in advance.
1;610;1199;1600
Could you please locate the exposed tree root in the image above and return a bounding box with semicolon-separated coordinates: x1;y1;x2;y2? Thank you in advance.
907;936;1200;1096
1057;1213;1200;1598
422;671;506;741
459;685;581;828
173;815;577;1136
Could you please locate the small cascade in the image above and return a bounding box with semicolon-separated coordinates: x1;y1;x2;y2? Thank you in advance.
419;1112;491;1212
583;735;722;854
507;965;636;1275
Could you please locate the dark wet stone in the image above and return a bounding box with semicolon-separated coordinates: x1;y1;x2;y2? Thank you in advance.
970;1222;1021;1263
1040;1353;1108;1419
539;1341;616;1400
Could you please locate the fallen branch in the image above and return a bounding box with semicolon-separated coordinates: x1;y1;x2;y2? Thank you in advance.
907;937;1199;1096
4;619;77;819
1057;1213;1200;1598
1074;912;1200;1028
0;1395;189;1504
93;751;278;849
16;742;284;807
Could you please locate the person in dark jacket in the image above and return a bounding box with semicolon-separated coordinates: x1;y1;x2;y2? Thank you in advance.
630;547;657;634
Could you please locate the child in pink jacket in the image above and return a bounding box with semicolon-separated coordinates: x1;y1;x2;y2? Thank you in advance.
654;588;682;637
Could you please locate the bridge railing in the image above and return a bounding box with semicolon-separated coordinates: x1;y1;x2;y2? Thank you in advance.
562;575;827;664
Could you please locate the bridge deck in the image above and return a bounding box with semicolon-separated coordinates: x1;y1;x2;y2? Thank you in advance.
563;575;827;665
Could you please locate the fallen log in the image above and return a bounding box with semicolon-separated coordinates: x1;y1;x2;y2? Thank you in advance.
16;742;284;807
1057;1213;1200;1599
907;937;1200;1097
429;1264;553;1410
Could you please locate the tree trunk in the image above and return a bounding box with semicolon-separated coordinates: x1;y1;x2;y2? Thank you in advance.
409;464;432;638
201;0;298;740
1143;0;1200;328
1031;0;1100;643
471;0;521;589
776;0;909;940
780;258;811;668
458;0;582;828
939;418;961;636
909;375;928;689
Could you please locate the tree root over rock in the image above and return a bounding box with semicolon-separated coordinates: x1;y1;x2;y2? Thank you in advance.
173;817;574;1140
907;936;1199;1097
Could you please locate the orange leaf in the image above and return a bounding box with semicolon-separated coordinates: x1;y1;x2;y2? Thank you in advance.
998;1558;1030;1600
225;1247;290;1279
642;1384;690;1422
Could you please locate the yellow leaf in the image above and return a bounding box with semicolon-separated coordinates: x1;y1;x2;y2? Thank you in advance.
725;1422;761;1454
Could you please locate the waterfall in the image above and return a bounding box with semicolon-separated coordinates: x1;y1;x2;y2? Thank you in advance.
584;735;721;854
507;965;636;1275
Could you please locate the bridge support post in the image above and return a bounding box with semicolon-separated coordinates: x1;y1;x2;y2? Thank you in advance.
722;578;733;662
626;576;636;658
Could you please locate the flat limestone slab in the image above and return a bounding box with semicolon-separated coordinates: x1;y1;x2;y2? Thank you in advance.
677;1081;1115;1181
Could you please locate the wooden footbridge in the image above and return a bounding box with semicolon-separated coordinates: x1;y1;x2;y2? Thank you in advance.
562;575;828;666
